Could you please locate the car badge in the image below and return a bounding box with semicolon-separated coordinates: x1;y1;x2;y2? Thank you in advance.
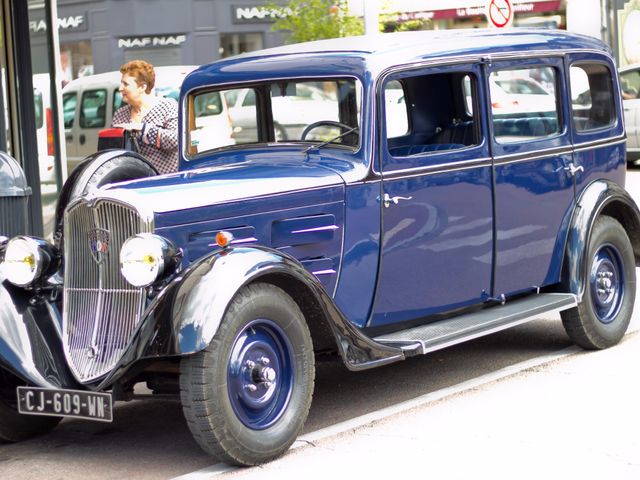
88;228;110;264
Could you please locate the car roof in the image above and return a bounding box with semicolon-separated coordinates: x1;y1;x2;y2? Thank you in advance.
183;29;610;93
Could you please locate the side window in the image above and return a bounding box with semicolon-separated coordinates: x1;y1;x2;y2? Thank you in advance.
570;64;615;132
490;66;560;144
62;92;77;129
384;80;408;138
620;69;640;100
189;88;245;155
386;71;479;157
113;90;123;113
79;89;107;128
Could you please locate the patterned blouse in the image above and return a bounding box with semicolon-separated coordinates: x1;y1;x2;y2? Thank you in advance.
112;97;179;174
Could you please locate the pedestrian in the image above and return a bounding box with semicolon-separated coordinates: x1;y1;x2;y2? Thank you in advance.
112;60;179;174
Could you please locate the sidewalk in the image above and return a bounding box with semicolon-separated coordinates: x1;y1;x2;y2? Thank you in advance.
226;330;640;480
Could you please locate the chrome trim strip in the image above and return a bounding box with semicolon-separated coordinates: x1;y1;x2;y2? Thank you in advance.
493;146;574;165
572;135;626;153
312;269;336;276
373;157;492;179
292;225;339;234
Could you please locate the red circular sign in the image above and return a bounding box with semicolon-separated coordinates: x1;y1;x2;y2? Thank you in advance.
488;0;512;28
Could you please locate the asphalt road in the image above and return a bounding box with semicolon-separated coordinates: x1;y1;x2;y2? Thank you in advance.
2;169;640;479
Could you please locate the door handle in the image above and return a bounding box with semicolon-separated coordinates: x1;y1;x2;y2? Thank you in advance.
79;134;86;145
564;163;584;176
383;193;412;208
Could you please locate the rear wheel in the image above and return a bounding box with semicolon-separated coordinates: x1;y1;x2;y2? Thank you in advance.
561;216;635;349
180;283;315;466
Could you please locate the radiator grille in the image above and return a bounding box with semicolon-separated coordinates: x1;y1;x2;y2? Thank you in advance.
63;198;152;383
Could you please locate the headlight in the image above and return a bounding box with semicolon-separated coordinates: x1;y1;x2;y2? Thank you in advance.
120;234;179;287
2;236;58;287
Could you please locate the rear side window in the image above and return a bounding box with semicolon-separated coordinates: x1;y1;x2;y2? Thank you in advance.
79;89;107;128
62;92;77;129
489;66;560;144
570;64;615;132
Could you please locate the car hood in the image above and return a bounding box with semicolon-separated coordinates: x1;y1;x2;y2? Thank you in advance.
102;160;346;214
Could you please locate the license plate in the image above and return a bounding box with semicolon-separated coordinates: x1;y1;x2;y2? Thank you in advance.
17;387;113;422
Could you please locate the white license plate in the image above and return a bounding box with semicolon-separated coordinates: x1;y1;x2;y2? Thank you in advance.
17;387;113;422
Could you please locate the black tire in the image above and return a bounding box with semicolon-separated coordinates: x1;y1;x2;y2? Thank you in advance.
561;216;635;349
0;373;61;442
180;283;315;466
53;151;157;249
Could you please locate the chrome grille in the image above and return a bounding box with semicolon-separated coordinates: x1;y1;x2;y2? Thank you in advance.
63;197;152;383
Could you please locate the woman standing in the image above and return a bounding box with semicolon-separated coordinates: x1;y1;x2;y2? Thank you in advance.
112;60;179;174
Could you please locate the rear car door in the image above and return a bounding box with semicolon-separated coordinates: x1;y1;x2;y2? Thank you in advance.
371;62;494;327
619;66;640;155
488;58;575;297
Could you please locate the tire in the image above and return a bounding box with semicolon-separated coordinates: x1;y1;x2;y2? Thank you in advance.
180;283;315;466
53;151;157;249
561;216;636;349
0;373;60;442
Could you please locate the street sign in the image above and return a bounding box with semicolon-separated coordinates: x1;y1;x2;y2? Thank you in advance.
486;0;513;28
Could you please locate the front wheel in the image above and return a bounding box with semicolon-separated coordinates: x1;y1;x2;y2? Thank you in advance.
561;216;636;349
180;283;315;466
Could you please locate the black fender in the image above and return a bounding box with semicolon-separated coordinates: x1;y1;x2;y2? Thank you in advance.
53;150;157;248
562;179;640;300
137;246;404;371
0;276;79;389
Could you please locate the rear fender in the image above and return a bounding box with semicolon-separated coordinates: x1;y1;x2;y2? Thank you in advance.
562;179;640;299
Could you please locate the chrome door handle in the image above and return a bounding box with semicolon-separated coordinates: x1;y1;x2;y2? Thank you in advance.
383;193;412;208
564;163;584;176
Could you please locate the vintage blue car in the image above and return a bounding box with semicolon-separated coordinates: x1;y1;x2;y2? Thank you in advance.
1;29;639;466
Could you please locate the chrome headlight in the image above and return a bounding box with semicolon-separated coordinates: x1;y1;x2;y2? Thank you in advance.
2;236;58;287
120;234;179;287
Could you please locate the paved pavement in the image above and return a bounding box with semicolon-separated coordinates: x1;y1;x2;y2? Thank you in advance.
199;318;640;480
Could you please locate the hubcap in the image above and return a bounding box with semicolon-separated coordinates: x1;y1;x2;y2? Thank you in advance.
590;244;624;324
227;319;294;430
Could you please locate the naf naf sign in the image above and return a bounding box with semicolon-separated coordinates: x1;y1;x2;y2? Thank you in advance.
118;35;187;49
232;5;290;23
29;13;89;34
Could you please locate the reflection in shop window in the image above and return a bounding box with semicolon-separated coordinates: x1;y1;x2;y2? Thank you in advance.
220;33;263;58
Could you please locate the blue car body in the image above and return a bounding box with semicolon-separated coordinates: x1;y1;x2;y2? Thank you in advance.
1;29;639;464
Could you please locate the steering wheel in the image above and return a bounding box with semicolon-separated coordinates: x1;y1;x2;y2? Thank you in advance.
301;120;355;141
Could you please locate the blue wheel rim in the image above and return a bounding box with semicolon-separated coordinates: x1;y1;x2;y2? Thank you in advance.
227;319;295;430
590;244;624;324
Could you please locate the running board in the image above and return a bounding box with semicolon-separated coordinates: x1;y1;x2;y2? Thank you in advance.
373;293;577;357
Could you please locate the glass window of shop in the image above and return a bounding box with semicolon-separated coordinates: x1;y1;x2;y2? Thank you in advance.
220;33;264;58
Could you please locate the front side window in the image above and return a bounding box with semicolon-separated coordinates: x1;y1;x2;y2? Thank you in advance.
490;66;560;144
79;89;106;128
188;78;361;156
570;64;615;132
385;71;479;157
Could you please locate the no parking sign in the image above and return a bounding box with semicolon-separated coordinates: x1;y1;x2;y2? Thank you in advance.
486;0;513;28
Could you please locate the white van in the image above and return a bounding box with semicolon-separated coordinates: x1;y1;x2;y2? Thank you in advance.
32;74;56;185
62;66;232;173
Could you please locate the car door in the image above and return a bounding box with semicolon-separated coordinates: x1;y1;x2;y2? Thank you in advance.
619;67;640;153
488;59;575;297
62;89;78;171
371;63;494;327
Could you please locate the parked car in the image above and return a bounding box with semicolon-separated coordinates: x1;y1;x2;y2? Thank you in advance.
1;29;638;467
619;64;640;163
32;74;56;185
62;65;233;172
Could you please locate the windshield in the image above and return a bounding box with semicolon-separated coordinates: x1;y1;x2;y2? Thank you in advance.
187;78;361;157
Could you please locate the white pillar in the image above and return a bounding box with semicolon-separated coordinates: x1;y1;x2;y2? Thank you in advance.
363;0;380;35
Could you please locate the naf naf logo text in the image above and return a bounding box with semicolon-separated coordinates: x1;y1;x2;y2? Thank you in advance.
118;35;187;49
29;14;88;34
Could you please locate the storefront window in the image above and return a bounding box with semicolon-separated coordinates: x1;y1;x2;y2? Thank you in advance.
220;33;264;58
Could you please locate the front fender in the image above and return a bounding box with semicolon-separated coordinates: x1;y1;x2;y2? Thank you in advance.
0;276;79;389
137;245;404;369
563;179;640;300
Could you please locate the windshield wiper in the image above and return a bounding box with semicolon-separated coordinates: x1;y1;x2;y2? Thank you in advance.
303;126;360;154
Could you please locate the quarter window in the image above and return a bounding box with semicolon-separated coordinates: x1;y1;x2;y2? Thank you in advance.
570;64;615;132
490;66;560;144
